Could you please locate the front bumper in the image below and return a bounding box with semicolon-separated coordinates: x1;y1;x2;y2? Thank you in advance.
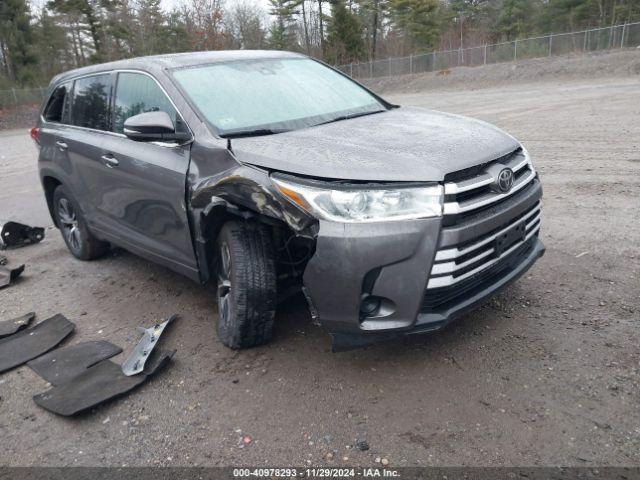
302;179;544;351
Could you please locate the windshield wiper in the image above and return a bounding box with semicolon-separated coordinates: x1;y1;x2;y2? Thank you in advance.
221;128;291;139
315;109;386;126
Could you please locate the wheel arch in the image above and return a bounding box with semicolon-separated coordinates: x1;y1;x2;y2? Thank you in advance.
42;175;63;227
194;197;287;284
189;166;317;284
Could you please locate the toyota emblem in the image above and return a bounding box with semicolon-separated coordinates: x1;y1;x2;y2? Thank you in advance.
497;168;514;192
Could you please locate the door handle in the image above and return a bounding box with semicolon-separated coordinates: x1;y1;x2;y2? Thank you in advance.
101;154;119;168
55;140;68;150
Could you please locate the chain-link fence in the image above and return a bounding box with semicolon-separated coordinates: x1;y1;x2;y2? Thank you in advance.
339;22;640;80
2;22;639;109
0;87;48;111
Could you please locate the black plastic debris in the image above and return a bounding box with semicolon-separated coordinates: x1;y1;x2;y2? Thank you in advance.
0;222;45;250
33;349;175;416
121;314;177;376
0;314;75;374
0;312;35;339
28;340;123;386
0;264;25;289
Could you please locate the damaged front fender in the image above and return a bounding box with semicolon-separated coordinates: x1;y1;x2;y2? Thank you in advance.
187;142;318;284
190;164;315;234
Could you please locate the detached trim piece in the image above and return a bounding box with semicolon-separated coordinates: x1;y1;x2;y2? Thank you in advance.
0;222;45;249
28;340;123;386
33;349;175;416
121;314;177;376
0;264;24;289
0;312;35;339
0;314;75;374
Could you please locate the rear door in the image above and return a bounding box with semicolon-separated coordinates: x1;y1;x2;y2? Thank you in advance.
38;81;74;186
63;73;114;224
94;71;198;279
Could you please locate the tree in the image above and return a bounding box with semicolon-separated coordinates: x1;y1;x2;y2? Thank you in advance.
388;0;441;50
356;0;388;60
267;0;300;50
33;8;71;82
165;10;191;52
133;0;169;55
494;0;537;39
47;0;107;61
0;0;38;84
318;0;325;53
182;0;226;51
325;0;365;63
226;1;267;49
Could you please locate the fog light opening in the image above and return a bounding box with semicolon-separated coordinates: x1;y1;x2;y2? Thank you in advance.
359;296;395;321
360;296;382;316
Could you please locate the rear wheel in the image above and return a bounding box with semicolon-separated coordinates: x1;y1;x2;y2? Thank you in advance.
53;185;109;260
215;220;277;349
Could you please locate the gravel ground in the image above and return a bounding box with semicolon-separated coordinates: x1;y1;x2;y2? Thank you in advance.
0;105;40;131
0;76;638;467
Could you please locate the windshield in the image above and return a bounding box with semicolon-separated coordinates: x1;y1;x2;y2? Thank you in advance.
172;58;386;137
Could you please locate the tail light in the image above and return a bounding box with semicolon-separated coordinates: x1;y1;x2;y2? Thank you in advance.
30;127;40;147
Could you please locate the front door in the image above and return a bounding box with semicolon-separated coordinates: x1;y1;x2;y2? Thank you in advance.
91;71;198;280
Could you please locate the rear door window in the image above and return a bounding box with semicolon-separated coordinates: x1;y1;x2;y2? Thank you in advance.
70;74;112;131
113;72;185;135
43;82;72;123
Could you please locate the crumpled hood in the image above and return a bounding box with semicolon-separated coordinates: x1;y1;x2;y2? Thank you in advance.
230;106;520;182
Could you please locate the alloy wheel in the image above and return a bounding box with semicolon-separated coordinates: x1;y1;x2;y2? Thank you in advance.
57;197;82;253
217;242;232;326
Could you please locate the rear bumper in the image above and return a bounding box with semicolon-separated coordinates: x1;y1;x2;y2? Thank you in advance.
302;179;544;351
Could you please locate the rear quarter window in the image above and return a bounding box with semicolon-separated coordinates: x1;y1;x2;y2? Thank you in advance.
43;83;71;123
70;74;112;131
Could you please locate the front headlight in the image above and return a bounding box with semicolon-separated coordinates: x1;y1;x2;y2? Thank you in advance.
272;175;443;223
521;145;535;171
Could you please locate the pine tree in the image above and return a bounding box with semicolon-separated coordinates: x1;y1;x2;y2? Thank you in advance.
47;0;106;61
494;0;537;39
388;0;441;50
0;0;38;84
325;0;365;64
267;0;300;50
33;8;70;81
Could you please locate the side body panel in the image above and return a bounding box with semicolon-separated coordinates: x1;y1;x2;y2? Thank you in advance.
38;68;205;281
91;136;198;279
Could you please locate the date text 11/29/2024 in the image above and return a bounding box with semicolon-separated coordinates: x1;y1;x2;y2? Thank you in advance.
233;468;401;477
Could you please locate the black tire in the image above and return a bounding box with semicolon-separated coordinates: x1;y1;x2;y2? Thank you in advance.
215;220;277;349
53;184;109;260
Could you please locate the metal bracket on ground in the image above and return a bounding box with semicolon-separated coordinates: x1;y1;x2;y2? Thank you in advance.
121;314;177;376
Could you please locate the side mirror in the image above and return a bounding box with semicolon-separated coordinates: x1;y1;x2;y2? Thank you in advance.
123;111;191;142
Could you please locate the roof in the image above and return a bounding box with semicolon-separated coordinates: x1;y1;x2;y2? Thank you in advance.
50;50;306;86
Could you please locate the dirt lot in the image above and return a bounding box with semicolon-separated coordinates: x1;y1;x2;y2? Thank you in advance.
0;74;639;467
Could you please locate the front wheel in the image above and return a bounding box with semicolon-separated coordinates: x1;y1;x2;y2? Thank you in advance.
215;220;277;349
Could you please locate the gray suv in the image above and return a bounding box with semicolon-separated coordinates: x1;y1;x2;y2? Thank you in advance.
33;50;544;351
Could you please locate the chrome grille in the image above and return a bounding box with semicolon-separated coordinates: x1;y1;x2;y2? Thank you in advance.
443;148;536;216
428;201;541;290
